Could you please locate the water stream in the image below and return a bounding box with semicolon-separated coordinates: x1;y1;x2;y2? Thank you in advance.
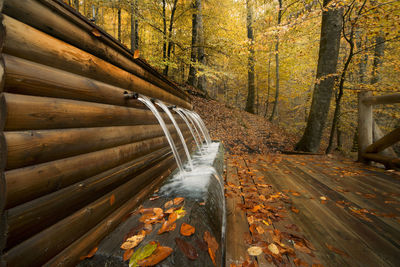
174;108;203;154
138;95;185;174
177;107;205;149
180;109;210;146
156;100;193;171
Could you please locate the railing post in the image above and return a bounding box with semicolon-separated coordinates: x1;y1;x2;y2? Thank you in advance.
358;91;373;162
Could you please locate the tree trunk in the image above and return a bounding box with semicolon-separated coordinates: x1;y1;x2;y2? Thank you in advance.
164;0;179;76
269;0;282;121
117;1;121;42
74;0;79;11
264;51;272;118
370;33;385;84
130;0;139;52
245;0;255;114
196;0;206;92
295;0;343;152
187;0;199;87
162;0;167;64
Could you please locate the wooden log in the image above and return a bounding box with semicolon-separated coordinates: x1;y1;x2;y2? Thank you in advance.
3;155;178;267
2;0;191;103
1;15;191;109
362;153;400;169
6;146;173;249
44;162;176;267
358;91;373;162
367;126;400;154
5;123;187;170
2;93;184;131
5;131;190;209
362;93;400;105
3;54;145;109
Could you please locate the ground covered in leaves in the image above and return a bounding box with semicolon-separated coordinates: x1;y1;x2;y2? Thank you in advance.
192;96;296;155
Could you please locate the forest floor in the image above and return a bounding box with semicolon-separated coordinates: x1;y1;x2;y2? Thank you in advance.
192;96;400;267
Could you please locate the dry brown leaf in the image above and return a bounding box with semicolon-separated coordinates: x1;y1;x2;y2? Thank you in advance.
247;246;263;256
123;249;134;261
137;246;173;266
110;194;115;206
174;197;185;205
79;246;98;260
204;231;219;266
180;223;195;236
175;237;199;260
91;28;101;37
164;200;173;209
293;258;309;266
268;243;279;255
291;206;300;213
120;233;145;250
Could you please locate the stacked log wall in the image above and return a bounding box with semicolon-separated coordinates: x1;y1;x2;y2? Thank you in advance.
0;1;194;265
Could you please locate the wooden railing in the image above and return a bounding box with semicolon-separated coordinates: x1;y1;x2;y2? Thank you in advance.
358;91;400;169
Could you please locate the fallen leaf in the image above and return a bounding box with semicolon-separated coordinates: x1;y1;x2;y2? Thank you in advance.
110;194;115;206
291;206;300;213
320;196;327;201
175;237;199;260
133;50;140;59
164;200;173;209
79;246;98;260
293;258;309;266
180;223;195;236
292;192;301;196
91;28;101;37
158;213;177;234
199;202;206;206
137;246;172;266
149;196;160;201
247;246;263;256
204;231;219;266
251;205;262;212
195;238;208;251
247;216;254;225
268;243;280;255
124;249;134;261
294;243;312;254
174;197;185;205
174;206;186;219
325;243;349;257
256;225;264;234
121;233;145;250
129;242;158;267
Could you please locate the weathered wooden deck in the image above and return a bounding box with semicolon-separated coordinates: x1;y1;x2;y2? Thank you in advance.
225;154;400;267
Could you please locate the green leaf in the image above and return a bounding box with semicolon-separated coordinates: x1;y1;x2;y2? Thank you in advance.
129;242;158;267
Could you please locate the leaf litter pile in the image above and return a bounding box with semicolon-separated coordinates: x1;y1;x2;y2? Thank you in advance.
118;197;220;266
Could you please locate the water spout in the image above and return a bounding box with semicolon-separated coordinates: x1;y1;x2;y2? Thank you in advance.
174;108;203;154
156;100;193;171
138;95;185;174
177;108;204;148
181;109;211;146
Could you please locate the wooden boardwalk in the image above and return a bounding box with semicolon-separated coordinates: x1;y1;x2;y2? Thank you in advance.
225;154;400;267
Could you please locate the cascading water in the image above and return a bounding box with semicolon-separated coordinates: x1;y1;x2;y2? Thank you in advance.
156;100;193;171
180;109;210;146
138;95;185;174
174;108;203;154
191;111;212;144
177;107;204;148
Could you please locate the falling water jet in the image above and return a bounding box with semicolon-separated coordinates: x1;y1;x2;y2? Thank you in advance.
138;95;185;175
191;111;212;144
180;109;210;146
174;108;203;155
177;107;204;148
156;100;194;171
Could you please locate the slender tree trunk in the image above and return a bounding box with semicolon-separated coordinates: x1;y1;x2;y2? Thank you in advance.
245;0;256;114
269;0;282;121
74;0;79;11
264;54;271;118
130;0;139;52
162;0;167;64
370;33;385;84
295;0;343;152
164;0;179;76
188;0;199;86
197;0;206;92
117;0;122;41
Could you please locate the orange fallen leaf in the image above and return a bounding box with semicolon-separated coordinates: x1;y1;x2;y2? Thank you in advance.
123;248;133;261
158;213;177;234
120;232;145;250
79;246;98;260
292;192;301;196
291;206;299;213
204;231;219;266
164;200;173;209
133;50;140;59
91;28;101;37
293;258;309;266
174;197;184;205
180;223;195;236
137;246;173;266
110;194;115;206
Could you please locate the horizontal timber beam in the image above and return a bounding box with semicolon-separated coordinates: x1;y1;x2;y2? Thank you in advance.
362;93;400;105
362;153;400;169
366;127;400;154
1;15;191;109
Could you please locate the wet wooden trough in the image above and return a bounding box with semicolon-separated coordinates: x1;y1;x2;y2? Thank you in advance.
0;0;199;266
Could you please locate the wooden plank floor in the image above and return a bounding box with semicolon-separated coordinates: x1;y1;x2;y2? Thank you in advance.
225;154;400;267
